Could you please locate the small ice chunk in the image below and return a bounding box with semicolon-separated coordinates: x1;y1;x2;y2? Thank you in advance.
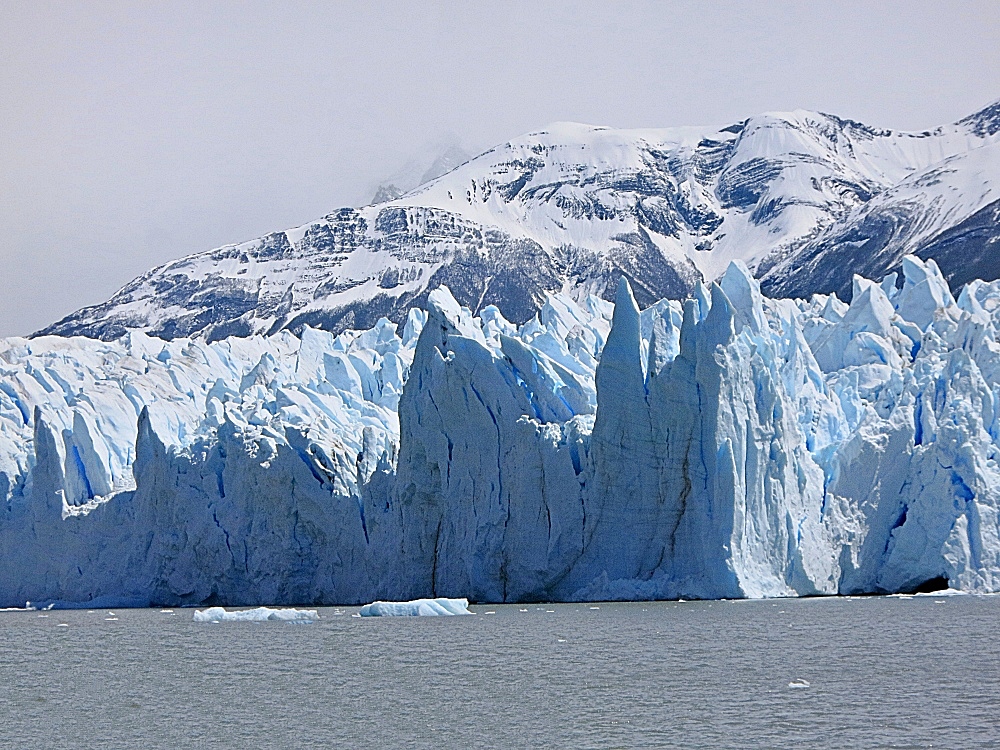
788;679;810;689
192;606;319;622
910;588;966;597
358;598;471;617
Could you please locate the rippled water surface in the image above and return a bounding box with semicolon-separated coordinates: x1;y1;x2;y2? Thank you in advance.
1;595;997;749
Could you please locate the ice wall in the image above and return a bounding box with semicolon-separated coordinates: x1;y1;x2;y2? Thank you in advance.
2;256;1000;606
0;320;417;606
394;272;838;602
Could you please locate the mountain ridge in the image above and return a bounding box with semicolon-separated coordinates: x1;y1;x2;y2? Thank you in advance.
37;99;1000;342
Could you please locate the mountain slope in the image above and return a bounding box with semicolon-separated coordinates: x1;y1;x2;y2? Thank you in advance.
38;100;1000;341
759;138;1000;299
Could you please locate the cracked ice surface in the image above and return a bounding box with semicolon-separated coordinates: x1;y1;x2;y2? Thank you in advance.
2;255;1000;606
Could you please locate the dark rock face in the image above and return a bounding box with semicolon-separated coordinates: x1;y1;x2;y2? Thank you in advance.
915;200;1000;290
717;157;786;210
959;101;1000;138
760;206;920;301
760;198;1000;303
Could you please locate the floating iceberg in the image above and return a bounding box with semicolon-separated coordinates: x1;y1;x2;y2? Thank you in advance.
3;256;1000;605
192;606;319;622
359;598;472;617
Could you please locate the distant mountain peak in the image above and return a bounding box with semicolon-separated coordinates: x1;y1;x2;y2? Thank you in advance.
418;144;471;184
371;183;405;205
367;141;472;206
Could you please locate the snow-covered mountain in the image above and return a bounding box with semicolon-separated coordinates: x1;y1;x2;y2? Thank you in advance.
38;101;1000;342
6;256;1000;606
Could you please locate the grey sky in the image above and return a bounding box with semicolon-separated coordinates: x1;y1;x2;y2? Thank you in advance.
2;1;998;337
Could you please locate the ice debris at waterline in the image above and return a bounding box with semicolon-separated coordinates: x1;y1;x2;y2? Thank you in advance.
3;256;1000;605
359;598;472;617
193;607;319;622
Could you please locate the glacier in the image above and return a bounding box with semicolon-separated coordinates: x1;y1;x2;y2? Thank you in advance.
3;255;1000;606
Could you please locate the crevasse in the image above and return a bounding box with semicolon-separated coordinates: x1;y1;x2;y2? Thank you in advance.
2;255;1000;606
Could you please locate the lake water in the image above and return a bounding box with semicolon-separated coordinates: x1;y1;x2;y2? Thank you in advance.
0;595;996;749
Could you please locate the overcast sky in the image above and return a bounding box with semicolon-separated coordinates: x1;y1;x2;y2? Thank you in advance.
2;1;998;336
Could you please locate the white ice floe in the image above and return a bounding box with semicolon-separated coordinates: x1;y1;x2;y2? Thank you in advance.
192;607;319;622
358;598;472;617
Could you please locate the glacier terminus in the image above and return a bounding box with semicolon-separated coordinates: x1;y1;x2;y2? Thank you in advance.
2;255;1000;606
